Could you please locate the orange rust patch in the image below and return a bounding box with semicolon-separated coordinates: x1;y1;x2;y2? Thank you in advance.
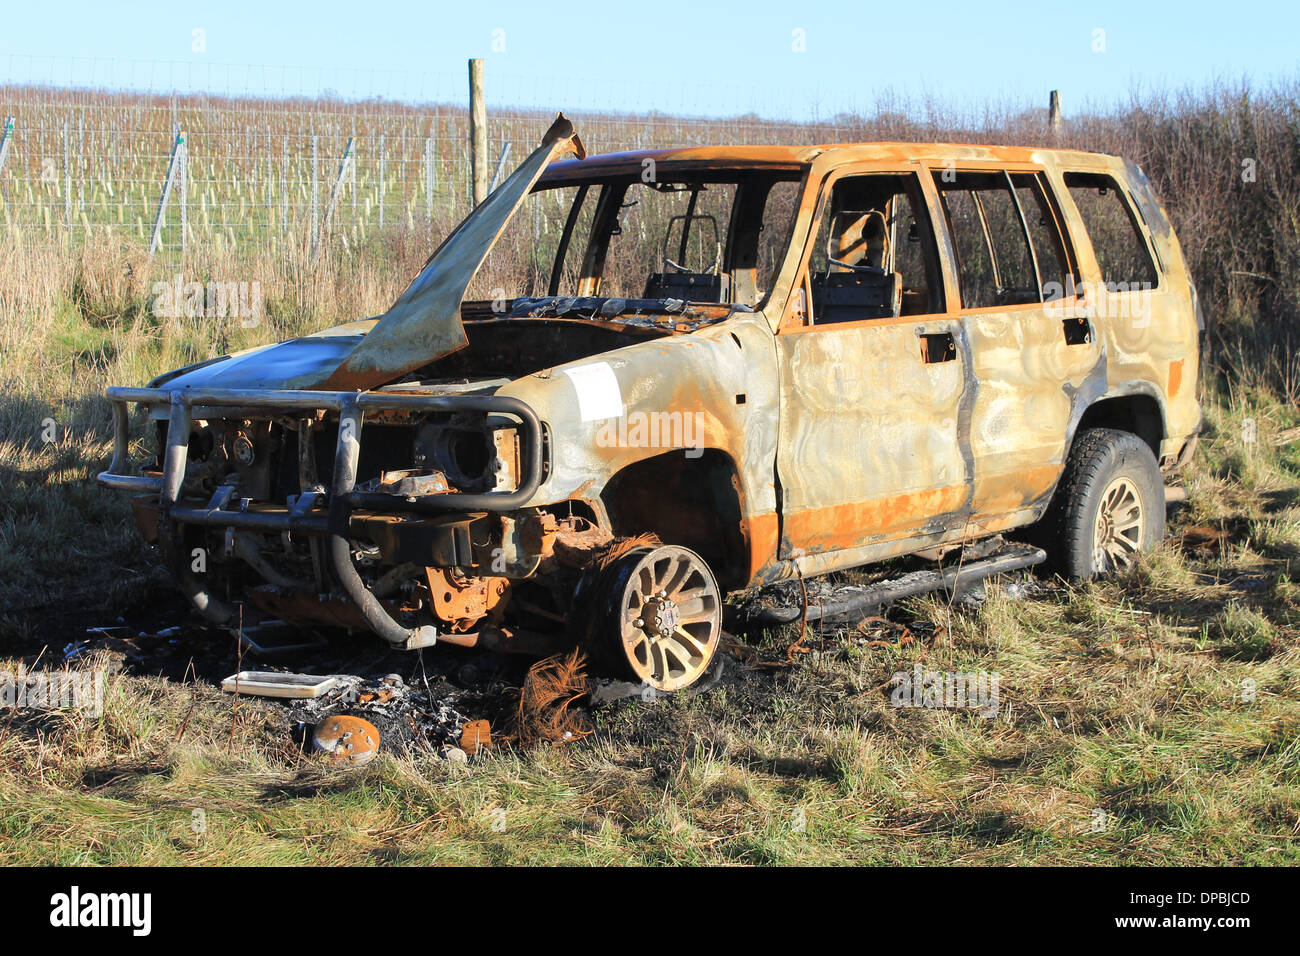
746;511;781;581
1168;358;1184;398
313;715;380;766
782;485;970;554
426;569;511;632
460;719;492;754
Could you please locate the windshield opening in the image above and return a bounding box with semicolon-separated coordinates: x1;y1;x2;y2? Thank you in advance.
465;166;805;313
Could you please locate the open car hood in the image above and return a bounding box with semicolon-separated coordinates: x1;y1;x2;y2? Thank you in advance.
318;114;585;390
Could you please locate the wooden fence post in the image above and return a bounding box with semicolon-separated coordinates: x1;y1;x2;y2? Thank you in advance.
469;58;487;205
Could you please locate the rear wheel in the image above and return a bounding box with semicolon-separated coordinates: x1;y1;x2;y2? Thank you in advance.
1040;428;1165;579
580;544;723;691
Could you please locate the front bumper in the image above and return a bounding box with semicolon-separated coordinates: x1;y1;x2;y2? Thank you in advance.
97;385;544;648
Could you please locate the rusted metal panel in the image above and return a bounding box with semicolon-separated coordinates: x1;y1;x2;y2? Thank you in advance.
155;319;375;392
772;318;970;557
498;310;782;574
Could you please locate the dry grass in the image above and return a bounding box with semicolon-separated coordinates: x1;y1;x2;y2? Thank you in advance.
1;390;1296;866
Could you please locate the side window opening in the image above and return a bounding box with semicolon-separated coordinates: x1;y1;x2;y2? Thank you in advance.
1063;171;1159;289
1010;172;1075;301
467;184;589;301
806;172;944;324
752;179;801;305
934;171;1041;310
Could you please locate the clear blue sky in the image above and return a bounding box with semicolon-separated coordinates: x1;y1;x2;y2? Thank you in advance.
2;0;1297;120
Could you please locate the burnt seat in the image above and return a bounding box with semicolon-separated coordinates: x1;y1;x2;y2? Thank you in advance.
643;270;731;303
811;209;902;322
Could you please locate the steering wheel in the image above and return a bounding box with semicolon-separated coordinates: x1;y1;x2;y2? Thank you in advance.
664;243;722;277
828;256;886;277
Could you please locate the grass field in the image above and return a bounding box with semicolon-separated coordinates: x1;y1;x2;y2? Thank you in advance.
1;303;1297;863
1;81;1299;865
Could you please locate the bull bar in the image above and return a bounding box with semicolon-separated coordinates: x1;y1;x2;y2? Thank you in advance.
96;386;544;649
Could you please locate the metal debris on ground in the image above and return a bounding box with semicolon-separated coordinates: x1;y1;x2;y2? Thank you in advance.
459;719;492;754
64;620;200;671
220;671;340;699
588;654;726;704
313;715;381;766
728;544;1046;630
851;616;923;648
285;672;469;759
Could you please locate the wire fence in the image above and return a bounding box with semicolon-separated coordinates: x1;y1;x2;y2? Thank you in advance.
0;80;856;264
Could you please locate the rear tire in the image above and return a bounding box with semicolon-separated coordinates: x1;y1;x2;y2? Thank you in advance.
1039;428;1165;579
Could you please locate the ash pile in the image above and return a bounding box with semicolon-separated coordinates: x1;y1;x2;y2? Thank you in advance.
273;673;469;759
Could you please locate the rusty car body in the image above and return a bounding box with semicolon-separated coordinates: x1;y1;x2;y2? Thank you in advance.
99;115;1201;691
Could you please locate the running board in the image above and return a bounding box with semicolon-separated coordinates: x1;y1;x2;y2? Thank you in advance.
729;544;1047;629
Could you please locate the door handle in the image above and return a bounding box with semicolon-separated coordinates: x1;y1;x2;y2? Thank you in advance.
919;331;957;364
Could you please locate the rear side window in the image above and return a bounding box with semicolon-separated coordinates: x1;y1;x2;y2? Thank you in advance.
933;172;1038;309
1010;172;1074;299
1063;172;1159;289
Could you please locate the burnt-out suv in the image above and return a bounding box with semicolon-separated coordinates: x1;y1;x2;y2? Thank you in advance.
99;115;1201;691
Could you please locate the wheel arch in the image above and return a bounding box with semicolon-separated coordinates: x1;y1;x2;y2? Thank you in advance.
1025;388;1167;527
1068;388;1166;462
599;447;750;591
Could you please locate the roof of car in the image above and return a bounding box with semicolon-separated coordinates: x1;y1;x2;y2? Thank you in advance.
539;142;1122;182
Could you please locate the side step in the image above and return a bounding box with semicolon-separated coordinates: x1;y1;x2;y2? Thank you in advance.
728;543;1047;629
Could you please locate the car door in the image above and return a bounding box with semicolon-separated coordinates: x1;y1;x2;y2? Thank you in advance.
773;165;974;560
927;165;1102;523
